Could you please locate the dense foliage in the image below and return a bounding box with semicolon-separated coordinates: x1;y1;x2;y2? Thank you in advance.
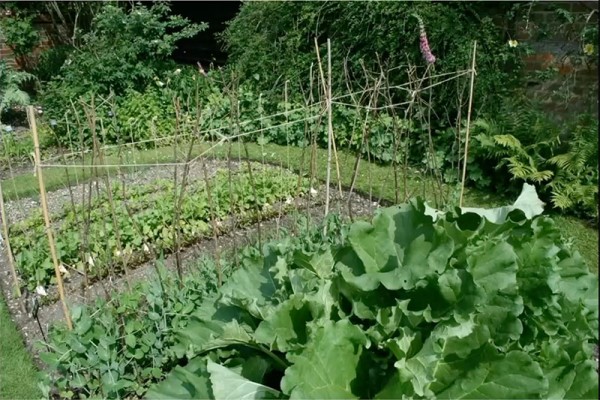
0;12;39;70
0;59;35;120
38;261;221;399
40;1;205;141
137;185;598;399
221;2;525;118
460;95;599;220
37;214;348;399
10;165;308;290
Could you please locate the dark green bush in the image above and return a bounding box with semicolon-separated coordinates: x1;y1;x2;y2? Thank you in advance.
460;95;598;220
34;45;73;83
41;1;206;144
221;2;525;119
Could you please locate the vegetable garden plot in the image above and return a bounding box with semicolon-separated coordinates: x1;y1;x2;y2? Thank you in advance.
8;162;310;293
145;186;598;400
32;185;599;399
7;39;579;399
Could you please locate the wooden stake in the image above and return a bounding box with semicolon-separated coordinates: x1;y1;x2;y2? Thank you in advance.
315;38;343;217
0;182;21;298
314;38;332;217
459;41;477;207
326;39;343;198
28;106;73;330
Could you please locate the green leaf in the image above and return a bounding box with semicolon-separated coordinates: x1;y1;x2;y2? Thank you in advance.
219;258;278;319
146;357;213;399
207;360;282;400
293;248;335;279
461;183;545;223
466;240;518;295
281;320;367;399
347;212;396;275
125;334;136;348
254;294;313;352
435;351;548;399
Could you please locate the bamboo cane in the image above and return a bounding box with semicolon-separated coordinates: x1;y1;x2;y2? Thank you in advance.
28;106;73;330
0;181;21;298
459;41;477;207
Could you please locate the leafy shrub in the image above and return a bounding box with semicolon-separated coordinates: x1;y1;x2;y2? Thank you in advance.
41;1;206;143
0;59;35;120
53;2;205;95
33;45;73;83
111;88;178;145
464;96;598;219
146;186;598;399
221;2;525;118
0;13;40;70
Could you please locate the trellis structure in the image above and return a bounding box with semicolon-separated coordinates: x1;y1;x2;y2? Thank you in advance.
0;40;478;335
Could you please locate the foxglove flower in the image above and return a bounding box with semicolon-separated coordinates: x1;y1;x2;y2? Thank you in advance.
413;14;436;65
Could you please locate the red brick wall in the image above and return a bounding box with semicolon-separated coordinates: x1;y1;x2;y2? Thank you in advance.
515;1;598;119
0;12;53;70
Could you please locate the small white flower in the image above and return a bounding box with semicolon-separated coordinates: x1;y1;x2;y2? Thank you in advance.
508;39;518;48
156;81;164;87
143;244;150;253
59;264;67;274
114;249;121;257
174;68;181;75
35;285;47;296
310;187;318;197
285;197;293;205
87;255;95;267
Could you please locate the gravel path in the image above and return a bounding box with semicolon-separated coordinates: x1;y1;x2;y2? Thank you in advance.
0;161;381;366
3;159;240;225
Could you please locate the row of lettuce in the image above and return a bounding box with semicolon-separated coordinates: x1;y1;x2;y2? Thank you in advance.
9;165;309;291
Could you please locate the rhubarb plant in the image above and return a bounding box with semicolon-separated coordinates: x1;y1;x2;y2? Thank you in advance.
146;184;598;399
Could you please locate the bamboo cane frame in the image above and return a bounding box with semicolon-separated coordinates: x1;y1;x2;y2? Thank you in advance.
28;106;73;330
459;41;478;207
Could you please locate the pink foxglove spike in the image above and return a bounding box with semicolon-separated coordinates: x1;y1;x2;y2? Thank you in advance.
412;14;436;64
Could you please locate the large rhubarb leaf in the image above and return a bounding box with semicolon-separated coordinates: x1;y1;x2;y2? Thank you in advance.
280;320;367;399
207;360;282;400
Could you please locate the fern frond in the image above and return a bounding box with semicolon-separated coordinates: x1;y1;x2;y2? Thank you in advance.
529;169;554;183
0;87;30;111
505;156;535;179
551;191;575;210
492;134;530;158
547;153;574;170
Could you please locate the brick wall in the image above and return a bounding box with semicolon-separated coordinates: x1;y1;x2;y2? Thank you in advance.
515;1;598;119
0;11;53;70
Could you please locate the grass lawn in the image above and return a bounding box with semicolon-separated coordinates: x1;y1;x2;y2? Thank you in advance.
0;297;40;399
0;140;596;394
